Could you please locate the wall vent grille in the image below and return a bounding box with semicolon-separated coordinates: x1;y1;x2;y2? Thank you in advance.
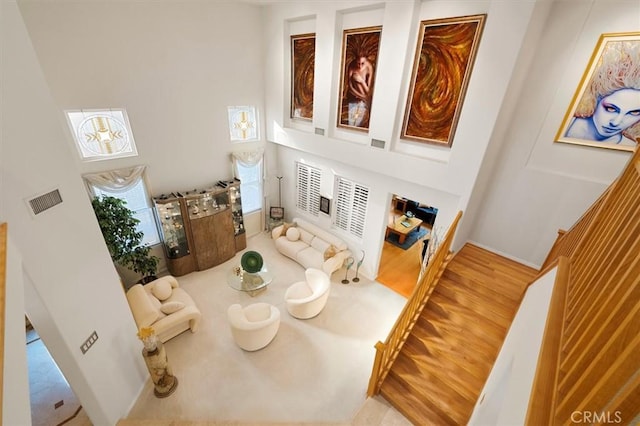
371;138;385;149
29;189;63;215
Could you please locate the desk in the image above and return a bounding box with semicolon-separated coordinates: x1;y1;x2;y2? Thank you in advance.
227;265;273;296
386;216;423;244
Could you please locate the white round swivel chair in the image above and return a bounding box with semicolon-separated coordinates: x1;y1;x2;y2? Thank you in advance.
285;268;331;319
227;302;280;351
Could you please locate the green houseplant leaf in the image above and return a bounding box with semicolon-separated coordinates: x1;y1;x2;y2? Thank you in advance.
91;195;159;281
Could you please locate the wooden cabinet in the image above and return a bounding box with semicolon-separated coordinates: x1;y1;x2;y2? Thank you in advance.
153;178;245;276
190;209;235;270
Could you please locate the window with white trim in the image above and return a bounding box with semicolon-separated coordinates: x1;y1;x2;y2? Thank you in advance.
66;109;138;162
234;157;263;214
295;162;321;216
333;176;369;239
84;167;160;247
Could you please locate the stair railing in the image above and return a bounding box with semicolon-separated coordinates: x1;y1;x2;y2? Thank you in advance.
0;223;6;421
527;148;640;424
367;211;462;396
540;182;613;271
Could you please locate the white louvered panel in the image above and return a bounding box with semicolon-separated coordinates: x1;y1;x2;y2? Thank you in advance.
350;184;369;238
296;162;322;216
296;162;309;212
334;177;353;233
308;167;321;216
334;177;369;239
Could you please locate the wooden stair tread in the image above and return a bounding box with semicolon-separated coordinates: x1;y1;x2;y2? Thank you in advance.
380;373;459;425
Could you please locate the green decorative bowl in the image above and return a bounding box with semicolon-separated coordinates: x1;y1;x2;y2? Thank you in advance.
241;251;263;273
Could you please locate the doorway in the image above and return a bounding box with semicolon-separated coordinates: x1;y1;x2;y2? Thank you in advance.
25;315;82;426
377;194;437;297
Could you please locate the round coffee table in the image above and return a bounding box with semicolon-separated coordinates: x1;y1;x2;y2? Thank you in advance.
227;264;273;296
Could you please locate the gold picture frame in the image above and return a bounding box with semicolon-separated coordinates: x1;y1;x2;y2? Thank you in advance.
337;26;382;132
290;33;316;121
555;32;640;152
401;14;486;147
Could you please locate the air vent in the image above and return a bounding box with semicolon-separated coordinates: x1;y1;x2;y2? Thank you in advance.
28;189;63;215
314;127;325;136
371;138;385;149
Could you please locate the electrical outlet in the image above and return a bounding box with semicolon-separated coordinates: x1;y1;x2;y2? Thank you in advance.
80;331;98;354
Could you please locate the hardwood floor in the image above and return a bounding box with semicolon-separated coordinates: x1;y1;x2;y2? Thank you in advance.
380;243;538;425
377;207;428;298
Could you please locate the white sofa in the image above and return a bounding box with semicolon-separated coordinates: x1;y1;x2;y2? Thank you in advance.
272;217;351;276
126;275;201;343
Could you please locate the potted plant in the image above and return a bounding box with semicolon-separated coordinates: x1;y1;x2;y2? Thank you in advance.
91;195;159;284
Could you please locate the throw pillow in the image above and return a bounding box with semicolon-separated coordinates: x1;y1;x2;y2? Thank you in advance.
286;226;300;241
151;279;173;301
279;221;297;237
160;301;185;314
324;244;339;261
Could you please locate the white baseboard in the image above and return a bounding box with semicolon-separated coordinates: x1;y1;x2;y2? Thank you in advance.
466;240;541;270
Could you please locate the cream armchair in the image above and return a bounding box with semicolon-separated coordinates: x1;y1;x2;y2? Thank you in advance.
126;275;201;342
284;268;331;319
227;303;280;351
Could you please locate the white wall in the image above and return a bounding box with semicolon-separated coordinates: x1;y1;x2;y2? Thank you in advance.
262;0;540;273
468;266;556;425
17;0;266;195
3;237;32;426
2;2;147;423
470;0;637;266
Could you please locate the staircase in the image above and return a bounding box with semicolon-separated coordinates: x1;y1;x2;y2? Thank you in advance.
379;243;538;425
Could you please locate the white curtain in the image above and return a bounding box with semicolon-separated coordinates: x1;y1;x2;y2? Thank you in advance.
83;165;146;196
231;148;264;171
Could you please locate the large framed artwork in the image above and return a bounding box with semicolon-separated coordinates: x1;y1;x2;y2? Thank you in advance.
401;14;486;147
555;32;640;152
337;26;382;132
291;33;316;121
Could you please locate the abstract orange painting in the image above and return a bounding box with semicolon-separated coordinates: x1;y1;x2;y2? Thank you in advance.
401;15;486;147
291;33;316;121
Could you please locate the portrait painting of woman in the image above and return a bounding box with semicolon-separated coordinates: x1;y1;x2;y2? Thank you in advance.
556;33;640;152
337;26;382;131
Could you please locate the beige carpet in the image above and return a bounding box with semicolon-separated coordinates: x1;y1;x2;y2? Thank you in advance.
125;231;408;424
26;328;82;426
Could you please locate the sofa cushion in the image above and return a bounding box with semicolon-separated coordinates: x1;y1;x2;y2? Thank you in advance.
161;301;185;314
299;228;315;245
296;246;324;270
151;278;173;301
310;236;331;254
286;227;300;241
275;237;309;260
243;302;271;322
295;218;347;251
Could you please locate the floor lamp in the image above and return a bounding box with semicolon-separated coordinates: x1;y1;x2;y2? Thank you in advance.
276;176;283;207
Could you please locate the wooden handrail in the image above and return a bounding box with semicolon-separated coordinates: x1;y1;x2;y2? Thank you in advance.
367;211;462;396
525;256;570;424
0;223;7;422
540;183;612;270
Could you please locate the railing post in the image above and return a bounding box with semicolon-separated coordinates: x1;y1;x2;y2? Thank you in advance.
367;341;386;396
